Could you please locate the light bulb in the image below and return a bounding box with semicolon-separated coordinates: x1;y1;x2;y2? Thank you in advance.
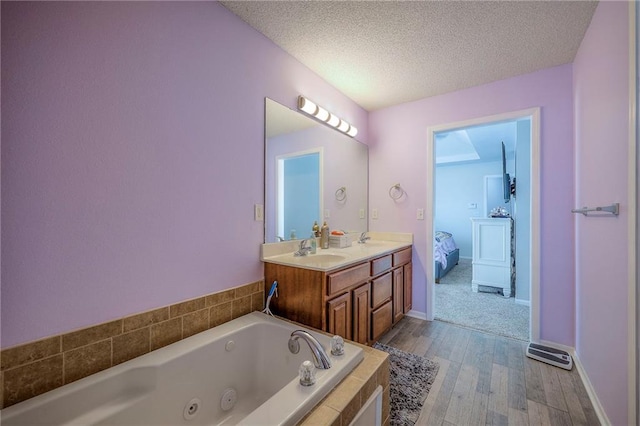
338;119;350;132
347;125;358;137
327;113;340;127
298;97;317;115
315;106;329;121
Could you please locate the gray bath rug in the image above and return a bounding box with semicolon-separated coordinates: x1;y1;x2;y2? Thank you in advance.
372;342;439;426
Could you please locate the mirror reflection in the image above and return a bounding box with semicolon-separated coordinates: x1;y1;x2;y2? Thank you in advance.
264;98;368;243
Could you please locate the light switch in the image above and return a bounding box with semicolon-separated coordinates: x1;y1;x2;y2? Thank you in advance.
468;203;477;209
324;209;330;218
372;208;378;219
417;208;424;220
359;208;365;219
254;204;264;221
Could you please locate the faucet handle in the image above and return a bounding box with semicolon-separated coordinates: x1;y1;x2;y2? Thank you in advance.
330;335;345;356
299;360;316;386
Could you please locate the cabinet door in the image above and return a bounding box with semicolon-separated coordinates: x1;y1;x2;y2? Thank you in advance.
403;262;413;313
352;283;371;345
327;292;352;341
371;301;392;342
392;267;404;324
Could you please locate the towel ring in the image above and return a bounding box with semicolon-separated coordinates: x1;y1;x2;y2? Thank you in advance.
335;186;347;201
389;183;405;200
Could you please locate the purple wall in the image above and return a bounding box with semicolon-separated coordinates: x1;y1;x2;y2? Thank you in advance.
573;2;630;424
1;1;368;348
368;65;576;346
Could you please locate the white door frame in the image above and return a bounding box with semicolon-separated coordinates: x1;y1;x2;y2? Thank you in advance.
426;107;541;341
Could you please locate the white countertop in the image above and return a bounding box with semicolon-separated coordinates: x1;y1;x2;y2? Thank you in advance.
261;232;413;272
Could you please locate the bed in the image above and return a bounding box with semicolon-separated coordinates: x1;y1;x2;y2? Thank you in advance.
434;231;459;283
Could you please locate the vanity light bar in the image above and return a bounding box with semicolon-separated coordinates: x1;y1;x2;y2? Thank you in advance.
297;96;358;138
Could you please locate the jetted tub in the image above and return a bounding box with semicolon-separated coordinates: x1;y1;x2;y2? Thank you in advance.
1;312;364;425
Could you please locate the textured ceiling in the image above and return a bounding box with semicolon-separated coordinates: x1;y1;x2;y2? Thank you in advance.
221;1;598;111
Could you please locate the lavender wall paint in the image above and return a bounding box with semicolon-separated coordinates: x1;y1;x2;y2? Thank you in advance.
573;2;630;424
1;2;368;348
368;65;575;346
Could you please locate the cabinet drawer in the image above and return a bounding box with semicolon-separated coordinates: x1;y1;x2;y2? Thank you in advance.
371;301;392;342
327;262;370;298
371;255;392;276
371;272;392;309
393;248;412;266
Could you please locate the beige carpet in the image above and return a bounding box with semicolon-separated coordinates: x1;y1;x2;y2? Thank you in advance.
434;258;529;341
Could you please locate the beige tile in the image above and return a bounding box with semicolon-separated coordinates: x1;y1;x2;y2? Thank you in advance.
170;297;206;318
1;336;61;371
150;318;182;351
351;354;382;383
377;357;390;390
235;281;261;298
123;308;169;332
210;302;233;327
300;405;341;426
3;355;63;407
64;340;112;384
205;289;235;307
113;328;150;365
231;295;252;319
182;309;209;338
340;390;362;425
251;291;264;312
62;320;122;351
324;376;364;413
359;371;378;404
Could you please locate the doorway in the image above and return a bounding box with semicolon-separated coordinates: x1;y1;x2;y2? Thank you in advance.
276;149;322;241
426;108;540;341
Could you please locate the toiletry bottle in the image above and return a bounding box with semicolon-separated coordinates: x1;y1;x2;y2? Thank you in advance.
309;233;317;254
320;221;330;249
312;221;320;237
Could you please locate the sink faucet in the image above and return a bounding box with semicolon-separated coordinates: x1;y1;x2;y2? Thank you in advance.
293;239;312;256
358;232;370;244
288;330;332;369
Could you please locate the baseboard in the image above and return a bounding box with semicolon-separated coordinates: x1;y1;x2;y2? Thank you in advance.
515;298;530;306
405;310;427;320
538;340;611;426
459;255;472;260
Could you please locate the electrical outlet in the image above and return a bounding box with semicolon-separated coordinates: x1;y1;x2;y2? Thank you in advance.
359;208;365;219
417;208;424;220
468;203;477;209
254;204;264;221
372;208;378;219
324;209;330;218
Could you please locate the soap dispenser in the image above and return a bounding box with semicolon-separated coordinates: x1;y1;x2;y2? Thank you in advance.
320;221;330;249
309;233;317;254
312;221;320;238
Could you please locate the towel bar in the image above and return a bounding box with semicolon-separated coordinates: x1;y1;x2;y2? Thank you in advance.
571;203;619;216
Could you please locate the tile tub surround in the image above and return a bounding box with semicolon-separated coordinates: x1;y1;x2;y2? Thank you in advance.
301;344;391;426
0;280;264;409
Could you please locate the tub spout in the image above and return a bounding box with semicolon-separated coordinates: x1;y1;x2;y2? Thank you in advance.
288;330;332;369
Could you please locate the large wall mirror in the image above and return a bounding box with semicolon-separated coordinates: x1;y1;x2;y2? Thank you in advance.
264;98;368;243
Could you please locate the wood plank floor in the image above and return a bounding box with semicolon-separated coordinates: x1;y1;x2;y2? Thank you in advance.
377;317;600;426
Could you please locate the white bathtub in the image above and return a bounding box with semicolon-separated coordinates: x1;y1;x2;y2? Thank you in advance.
1;312;364;425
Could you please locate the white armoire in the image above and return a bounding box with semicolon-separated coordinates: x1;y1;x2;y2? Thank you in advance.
470;217;514;297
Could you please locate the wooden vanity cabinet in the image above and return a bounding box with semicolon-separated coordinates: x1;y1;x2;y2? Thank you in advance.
263;246;412;345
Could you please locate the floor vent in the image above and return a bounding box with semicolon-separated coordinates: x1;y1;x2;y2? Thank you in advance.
526;342;573;370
